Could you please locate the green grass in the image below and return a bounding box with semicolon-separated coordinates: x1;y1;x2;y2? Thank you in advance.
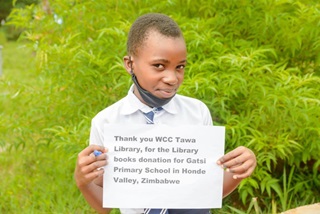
1;42;35;77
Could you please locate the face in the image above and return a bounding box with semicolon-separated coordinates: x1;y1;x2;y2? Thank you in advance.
125;30;187;102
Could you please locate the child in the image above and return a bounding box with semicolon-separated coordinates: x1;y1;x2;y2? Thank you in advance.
74;13;257;214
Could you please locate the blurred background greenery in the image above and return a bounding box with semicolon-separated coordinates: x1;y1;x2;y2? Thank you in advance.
0;0;39;41
0;0;319;213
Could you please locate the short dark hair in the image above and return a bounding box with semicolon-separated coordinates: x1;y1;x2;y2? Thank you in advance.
127;13;183;56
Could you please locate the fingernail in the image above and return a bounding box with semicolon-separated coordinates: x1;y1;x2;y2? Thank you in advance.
94;150;102;157
233;175;238;179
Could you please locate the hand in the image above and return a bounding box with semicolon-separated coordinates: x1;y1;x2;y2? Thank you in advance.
217;146;256;179
74;145;108;188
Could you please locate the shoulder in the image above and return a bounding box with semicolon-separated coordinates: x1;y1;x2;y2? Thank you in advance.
166;94;212;125
92;96;127;123
174;94;209;110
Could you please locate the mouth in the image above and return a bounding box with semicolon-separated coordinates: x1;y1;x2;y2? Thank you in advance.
157;89;177;98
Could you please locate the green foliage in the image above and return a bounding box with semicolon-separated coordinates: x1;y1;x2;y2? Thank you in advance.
0;0;39;20
0;0;39;40
0;0;13;20
1;0;320;213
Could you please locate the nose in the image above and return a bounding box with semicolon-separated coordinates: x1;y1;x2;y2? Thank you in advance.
163;70;179;85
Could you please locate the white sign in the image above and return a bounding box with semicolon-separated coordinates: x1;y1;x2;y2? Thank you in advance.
103;124;225;209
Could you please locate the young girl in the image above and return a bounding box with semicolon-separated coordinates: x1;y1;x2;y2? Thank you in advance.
74;13;256;214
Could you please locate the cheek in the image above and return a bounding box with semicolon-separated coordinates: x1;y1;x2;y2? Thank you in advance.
177;72;185;83
136;71;159;87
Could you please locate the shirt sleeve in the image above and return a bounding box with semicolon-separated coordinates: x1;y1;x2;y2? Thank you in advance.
89;117;104;146
201;102;213;126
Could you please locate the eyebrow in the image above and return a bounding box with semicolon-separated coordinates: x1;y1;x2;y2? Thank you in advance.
151;59;187;64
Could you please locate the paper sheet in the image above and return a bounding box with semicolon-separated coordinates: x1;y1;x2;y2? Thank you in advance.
103;124;225;209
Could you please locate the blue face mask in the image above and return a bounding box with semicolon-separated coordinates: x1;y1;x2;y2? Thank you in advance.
131;73;175;108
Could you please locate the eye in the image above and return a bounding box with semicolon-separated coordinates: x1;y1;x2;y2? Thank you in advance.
153;64;165;70
176;64;186;70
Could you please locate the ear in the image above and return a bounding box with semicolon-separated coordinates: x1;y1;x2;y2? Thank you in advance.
123;56;133;75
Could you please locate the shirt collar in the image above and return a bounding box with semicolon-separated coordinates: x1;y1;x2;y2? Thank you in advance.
120;85;178;115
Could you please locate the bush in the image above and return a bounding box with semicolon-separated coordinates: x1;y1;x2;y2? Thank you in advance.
2;0;320;213
0;0;39;41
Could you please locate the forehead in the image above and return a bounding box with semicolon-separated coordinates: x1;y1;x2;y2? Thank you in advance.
138;30;186;54
132;31;186;64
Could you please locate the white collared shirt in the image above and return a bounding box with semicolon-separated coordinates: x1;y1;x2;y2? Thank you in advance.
89;85;213;214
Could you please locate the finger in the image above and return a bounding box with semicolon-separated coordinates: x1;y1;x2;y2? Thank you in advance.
93;150;103;157
229;159;256;179
77;154;95;168
80;159;108;175
217;146;246;164
232;164;256;179
226;159;254;174
79;145;107;157
96;153;108;161
82;167;105;181
221;148;255;169
220;153;248;169
77;151;104;166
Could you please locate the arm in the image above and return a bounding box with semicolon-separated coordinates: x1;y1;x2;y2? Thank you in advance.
217;146;257;197
74;145;111;214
